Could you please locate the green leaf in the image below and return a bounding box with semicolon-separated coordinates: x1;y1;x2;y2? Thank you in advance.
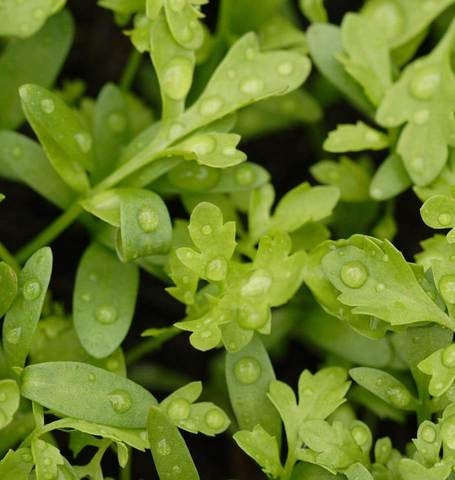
420;194;455;243
19;84;93;193
339;13;391;105
163;0;204;50
376;21;455;186
345;463;374;480
418;345;455;397
226;336;281;439
323;122;389;153
349;367;417;410
21;361;157;428
0;131;75;208
233;425;283;478
369;153;411;201
0;11;74;130
0;448;34;480
2;247;53;369
0;0;65;38
306;23;374;117
0;262;17;319
320;235;454;330
98;0;143;14
31;439;65;480
0;380;20;429
299;0;328;23
398;459;451;480
73;242;139;358
148;405;199;480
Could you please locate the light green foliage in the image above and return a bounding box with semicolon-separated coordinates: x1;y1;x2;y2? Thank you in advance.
421;194;455;243
0;448;34;479
0;380;20;429
299;0;327;23
0;263;17;319
369;153;411;201
323;122;389;153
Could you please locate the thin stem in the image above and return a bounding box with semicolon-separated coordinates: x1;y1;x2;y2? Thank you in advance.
120;448;132;480
120;49;142;91
282;448;296;480
15;201;83;264
125;328;180;365
0;242;20;273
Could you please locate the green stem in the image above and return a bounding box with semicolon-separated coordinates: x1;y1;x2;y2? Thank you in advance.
120;448;132;480
125;328;180;365
282;448;296;480
0;242;20;273
15;201;83;264
120;49;142;91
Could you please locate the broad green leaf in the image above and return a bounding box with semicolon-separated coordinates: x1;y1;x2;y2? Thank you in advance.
0;448;34;479
349;367;417;410
306;23;374;117
398;459;451;480
226;336;281;439
418;345;455;397
2;247;53;369
376;21;455;186
339;13;391;105
19;84;93;193
21;361;157;428
420;194;455;243
0;380;20;429
311;157;371;202
233;425;283;478
31;439;65;480
0;0;65;38
323;122;389;153
148;405;199;480
0;11;73;130
0;262;17;318
321;235;454;330
73;242;139;359
0;131;75;208
369;153;411;200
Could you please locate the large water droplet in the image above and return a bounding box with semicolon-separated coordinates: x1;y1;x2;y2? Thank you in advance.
237;305;268;330
340;260;368;289
6;327;22;344
205;258;227;281
198;96;223;117
74;132;92;153
351;425;369;446
439;275;455;304
204;408;226;430
108;112;127;133
108;389;132;414
95;305;117;324
162;57;193;101
233;357;262;384
40;98;55;114
23;278;41;300
188;135;216;156
137;206;159;233
167;398;191;421
421;424;437;443
106;358;120;371
438;213;452;227
201;224;212;235
172;465;182;475
239;76;264;95
409;156;424;172
387;385;410;408
235;165;255;185
240;269;272;297
277;62;294;76
157;438;171;456
443;344;455;368
409;66;441;100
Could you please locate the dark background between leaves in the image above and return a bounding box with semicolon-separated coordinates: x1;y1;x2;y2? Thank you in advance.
0;0;435;478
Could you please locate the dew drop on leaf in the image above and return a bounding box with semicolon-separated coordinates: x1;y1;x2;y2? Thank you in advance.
33;8;44;19
108;389;132;414
240;269;272;297
167;398;191;421
438;213;452;227
188;135;216;156
233;357;262;384
421;425;437;443
409;156;424;172
204;408;225;430
201;224;212;235
198;96;223;116
409;66;441;100
88;373;96;382
95;305;118;325
375;282;385;292
156;438;171;456
137;206;159;233
235;165;255;185
387;385;410;408
351;425;369;446
107;112;127;133
240;76;264;95
413;109;429;125
22;278;41;300
5;326;22;344
277;62;294;76
40;98;55;114
222;146;236;157
106;358;119;371
12;146;22;157
439;275;455;304
162;57;193;101
205;257;228;281
74;132;92;153
340;260;368;289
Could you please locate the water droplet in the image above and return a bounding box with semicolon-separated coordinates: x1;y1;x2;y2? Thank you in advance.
95;305;117;325
74;132;92;153
413;109;429;125
237;306;268;330
204;408;226;430
438;213;452;227
240;269;272;297
439;275;455;304
81;293;91;302
375;283;385;292
409;66;441;100
22;278;41;300
108;389;132;414
88;373;96;382
89;273;97;282
200;329;213;339
199;96;223;116
235;165;255;185
162;57;193;101
169;0;185;12
277;62;294;76
188;135;216;156
443;344;455;368
172;465;182;475
233;357;261;384
387;385;410;408
201;224;212;235
33;8;44;19
421;424;437;443
106;358;119;372
410;156;424;172
6;327;21;344
40;98;55;114
340;260;368;289
43;457;52;466
223;146;237;157
167;398;191;421
137;206;159;233
205;258;227;281
239;76;264;95
12;146;22;158
168;123;184;140
157;438;171;456
351;425;369;446
365;130;380;143
108;112;127;133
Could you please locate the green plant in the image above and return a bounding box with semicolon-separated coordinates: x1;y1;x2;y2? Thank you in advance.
2;0;455;479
